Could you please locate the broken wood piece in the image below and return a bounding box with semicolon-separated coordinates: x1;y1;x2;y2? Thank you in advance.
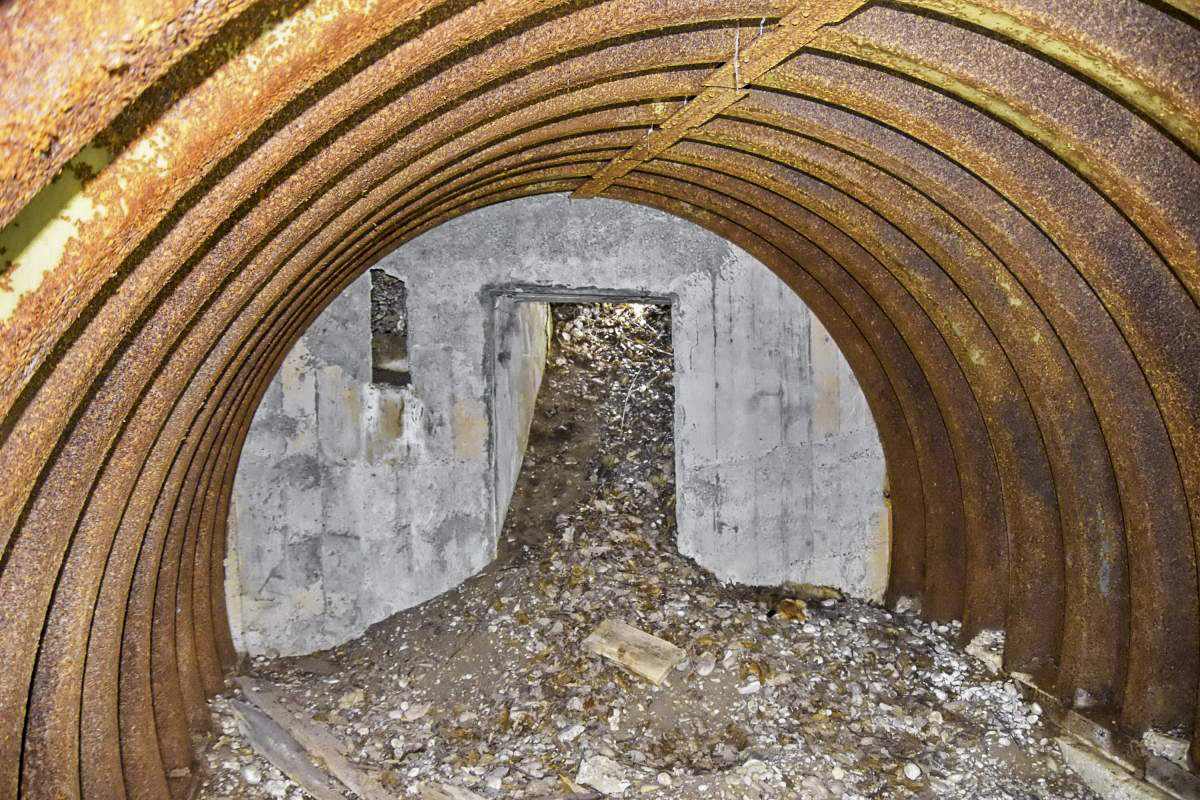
237;676;399;800
583;619;684;685
229;699;348;800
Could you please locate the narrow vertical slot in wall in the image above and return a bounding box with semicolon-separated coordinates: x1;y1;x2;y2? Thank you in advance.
370;268;411;386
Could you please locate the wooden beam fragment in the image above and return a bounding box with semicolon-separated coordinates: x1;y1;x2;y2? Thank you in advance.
230;699;349;800
237;677;400;800
704;0;869;89
573;89;745;198
583;618;684;685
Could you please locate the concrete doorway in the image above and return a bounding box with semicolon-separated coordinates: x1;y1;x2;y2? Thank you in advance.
491;298;676;569
488;290;675;559
226;198;890;658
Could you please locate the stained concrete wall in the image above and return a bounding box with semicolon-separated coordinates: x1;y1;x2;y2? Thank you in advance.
492;297;551;528
228;195;887;655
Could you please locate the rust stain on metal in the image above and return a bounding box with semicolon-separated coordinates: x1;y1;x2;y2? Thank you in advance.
0;0;1199;795
704;0;869;88
574;0;868;199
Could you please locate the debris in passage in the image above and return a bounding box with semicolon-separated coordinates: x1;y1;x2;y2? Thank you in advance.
197;303;1098;799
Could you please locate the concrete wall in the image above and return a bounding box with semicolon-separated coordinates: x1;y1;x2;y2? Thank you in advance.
492;297;551;528
673;262;889;590
227;195;887;655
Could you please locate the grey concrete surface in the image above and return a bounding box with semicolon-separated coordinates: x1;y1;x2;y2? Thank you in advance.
227;195;887;655
492;297;550;529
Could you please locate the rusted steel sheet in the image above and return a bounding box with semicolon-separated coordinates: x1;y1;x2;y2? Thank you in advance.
0;0;263;227
575;0;869;199
703;0;868;89
0;1;1198;795
888;0;1200;157
761;46;1200;731
573;88;746;197
810;12;1200;309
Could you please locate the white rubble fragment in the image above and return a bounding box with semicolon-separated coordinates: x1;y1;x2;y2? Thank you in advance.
484;768;505;792
965;629;1005;675
731;759;771;786
419;782;487;800
240;765;263;785
894;596;920;614
1058;738;1171;800
1142;730;1190;768
766;671;792;687
402;702;430;721
903;762;922;781
559;723;586;742
694;651;716;676
576;755;631;794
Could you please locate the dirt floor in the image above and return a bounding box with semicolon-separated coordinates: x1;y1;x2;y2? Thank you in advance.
197;303;1097;800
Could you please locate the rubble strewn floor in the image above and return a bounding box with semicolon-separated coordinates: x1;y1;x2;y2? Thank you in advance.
198;303;1097;800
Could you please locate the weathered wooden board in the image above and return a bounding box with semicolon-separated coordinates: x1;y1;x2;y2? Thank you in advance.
230;699;347;800
583;619;684;685
237;676;399;800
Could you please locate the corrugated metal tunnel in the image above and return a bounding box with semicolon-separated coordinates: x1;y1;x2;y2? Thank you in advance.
0;0;1197;796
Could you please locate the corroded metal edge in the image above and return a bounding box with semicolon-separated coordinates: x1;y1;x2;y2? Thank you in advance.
0;2;1196;797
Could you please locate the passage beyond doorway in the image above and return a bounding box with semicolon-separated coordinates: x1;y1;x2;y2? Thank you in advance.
495;301;675;564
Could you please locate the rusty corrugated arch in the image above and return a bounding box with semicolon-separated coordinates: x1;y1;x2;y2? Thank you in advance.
0;0;1197;796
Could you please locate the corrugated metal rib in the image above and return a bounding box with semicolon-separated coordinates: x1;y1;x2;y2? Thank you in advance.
0;2;1196;796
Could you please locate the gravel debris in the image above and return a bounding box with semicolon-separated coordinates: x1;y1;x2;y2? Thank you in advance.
197;303;1097;800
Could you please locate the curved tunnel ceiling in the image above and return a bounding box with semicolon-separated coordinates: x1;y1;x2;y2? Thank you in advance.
0;0;1198;796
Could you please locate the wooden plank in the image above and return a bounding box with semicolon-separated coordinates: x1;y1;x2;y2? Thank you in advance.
583;619;684;685
237;676;399;800
230;699;348;800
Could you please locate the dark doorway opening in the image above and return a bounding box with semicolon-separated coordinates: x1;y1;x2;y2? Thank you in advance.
495;301;676;566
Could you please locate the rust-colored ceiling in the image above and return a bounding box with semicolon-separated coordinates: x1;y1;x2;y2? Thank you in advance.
0;1;1197;797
